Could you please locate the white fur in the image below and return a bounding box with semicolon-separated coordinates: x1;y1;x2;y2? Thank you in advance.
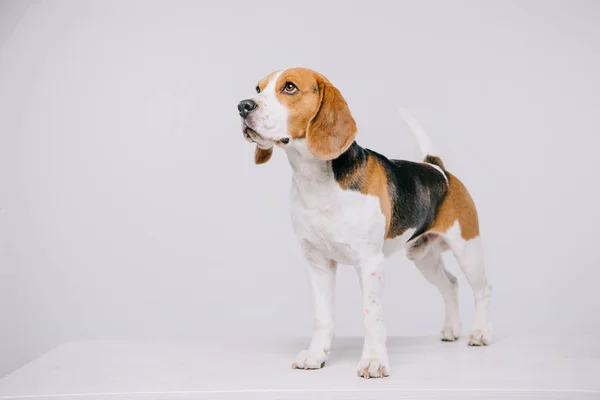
285;140;391;377
442;221;492;345
399;108;433;157
406;235;461;341
287;142;386;265
382;228;415;258
244;71;290;146
399;108;448;181
404;223;492;345
291;241;336;370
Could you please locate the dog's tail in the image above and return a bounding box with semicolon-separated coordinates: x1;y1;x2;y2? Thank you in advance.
399;108;445;169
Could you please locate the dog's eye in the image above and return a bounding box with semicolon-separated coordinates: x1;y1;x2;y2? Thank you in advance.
255;86;260;93
283;82;298;94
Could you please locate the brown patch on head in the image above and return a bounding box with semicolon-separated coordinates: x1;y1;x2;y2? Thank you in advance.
275;68;357;159
256;71;279;94
254;147;273;164
429;173;479;240
273;68;323;140
337;154;393;237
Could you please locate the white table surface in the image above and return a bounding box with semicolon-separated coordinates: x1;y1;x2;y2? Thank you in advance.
1;335;599;399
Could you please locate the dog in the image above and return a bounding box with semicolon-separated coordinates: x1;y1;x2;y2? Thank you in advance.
238;68;492;379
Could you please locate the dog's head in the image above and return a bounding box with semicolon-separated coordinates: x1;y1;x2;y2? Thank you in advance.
238;68;357;164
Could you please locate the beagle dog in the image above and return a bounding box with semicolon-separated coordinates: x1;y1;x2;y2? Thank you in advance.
238;68;492;379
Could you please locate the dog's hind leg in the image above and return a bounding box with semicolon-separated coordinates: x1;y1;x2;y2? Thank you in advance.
407;234;461;341
444;225;492;346
427;172;492;345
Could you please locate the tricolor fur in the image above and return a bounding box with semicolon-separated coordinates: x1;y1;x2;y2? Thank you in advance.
238;68;492;379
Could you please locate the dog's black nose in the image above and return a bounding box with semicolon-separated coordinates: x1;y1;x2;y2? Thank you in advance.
238;100;257;118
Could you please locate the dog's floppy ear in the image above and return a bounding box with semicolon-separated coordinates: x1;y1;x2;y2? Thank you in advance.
254;145;273;164
306;78;357;160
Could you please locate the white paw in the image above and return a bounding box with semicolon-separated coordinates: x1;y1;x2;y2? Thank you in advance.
468;326;492;346
291;349;328;370
440;324;461;342
356;355;390;378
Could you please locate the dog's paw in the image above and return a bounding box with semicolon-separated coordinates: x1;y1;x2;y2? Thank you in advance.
468;326;492;346
356;355;390;379
440;324;461;342
291;349;328;370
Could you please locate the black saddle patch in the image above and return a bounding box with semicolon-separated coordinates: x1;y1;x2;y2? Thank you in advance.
332;142;448;241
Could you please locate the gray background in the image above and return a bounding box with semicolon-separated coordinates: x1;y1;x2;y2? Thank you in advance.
1;0;599;377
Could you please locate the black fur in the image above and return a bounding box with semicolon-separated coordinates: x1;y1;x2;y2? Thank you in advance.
332;142;448;241
331;142;368;190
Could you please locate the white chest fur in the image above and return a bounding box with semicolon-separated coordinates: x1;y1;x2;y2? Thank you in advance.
285;141;393;266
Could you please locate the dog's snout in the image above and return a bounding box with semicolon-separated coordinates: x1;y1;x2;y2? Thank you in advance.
238;99;257;118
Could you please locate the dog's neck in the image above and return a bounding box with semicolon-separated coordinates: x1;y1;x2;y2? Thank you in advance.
284;139;364;189
284;139;329;181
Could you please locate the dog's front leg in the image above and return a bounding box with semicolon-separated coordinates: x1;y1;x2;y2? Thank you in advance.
357;254;390;378
292;243;336;370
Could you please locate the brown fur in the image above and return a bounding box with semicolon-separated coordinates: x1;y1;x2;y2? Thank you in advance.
275;68;323;140
334;154;365;189
336;155;393;238
256;71;278;93
424;155;445;170
252;68;356;162
429;173;479;240
363;157;393;238
271;68;357;159
254;147;273;164
306;75;357;160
